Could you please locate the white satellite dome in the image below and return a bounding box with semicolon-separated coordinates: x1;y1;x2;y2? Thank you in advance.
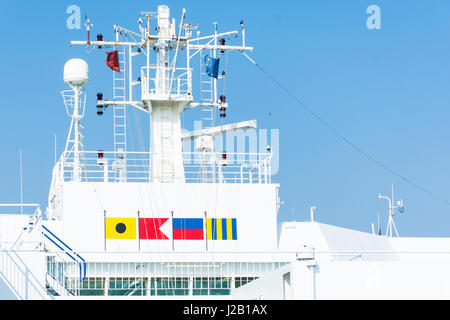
63;58;89;87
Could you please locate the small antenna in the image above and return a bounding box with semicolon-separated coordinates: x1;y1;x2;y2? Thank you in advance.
204;211;208;251
139;11;157;17
377;212;381;235
137;210;141;251
378;184;403;237
54;134;57;164
19;148;23;214
268;112;272;148
84;14;94;47
171;210;174;251
310;206;316;222
240;20;245;45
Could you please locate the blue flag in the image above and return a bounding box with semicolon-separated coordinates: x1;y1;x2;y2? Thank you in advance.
204;55;220;78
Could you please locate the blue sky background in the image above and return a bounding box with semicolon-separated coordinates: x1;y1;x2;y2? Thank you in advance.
1;0;450;237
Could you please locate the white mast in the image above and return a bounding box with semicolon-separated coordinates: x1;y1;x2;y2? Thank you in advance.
62;58;89;182
378;184;404;237
145;5;190;183
70;5;254;183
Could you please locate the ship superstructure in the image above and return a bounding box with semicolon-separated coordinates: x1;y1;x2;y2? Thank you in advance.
3;5;450;300
1;5;287;298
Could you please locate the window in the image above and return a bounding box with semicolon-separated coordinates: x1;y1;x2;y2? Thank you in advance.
150;277;189;296
65;277;105;296
193;277;231;296
108;277;147;296
235;276;257;288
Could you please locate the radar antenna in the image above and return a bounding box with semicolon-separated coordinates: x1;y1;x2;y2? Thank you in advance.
378;184;404;237
61;58;89;182
70;5;255;183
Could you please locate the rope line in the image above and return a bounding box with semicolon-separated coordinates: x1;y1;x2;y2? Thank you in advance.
244;54;450;207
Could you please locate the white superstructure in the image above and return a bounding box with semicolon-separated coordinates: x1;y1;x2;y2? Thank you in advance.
1;5;450;300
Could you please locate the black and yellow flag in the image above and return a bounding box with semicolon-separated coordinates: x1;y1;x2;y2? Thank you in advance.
105;217;136;239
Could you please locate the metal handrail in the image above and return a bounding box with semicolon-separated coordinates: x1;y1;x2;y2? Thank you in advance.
57;150;272;184
42;225;86;282
141;66;192;96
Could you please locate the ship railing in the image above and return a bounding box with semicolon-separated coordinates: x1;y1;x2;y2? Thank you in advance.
42;226;87;296
41;225;86;281
141;66;192;97
45;256;291;297
56;150;272;184
0;248;50;299
46;255;77;297
49;159;63;202
11;205;42;250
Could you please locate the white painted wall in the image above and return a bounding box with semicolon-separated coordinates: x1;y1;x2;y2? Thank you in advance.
0;250;49;300
233;259;450;300
237;221;450;299
389;237;450;261
0;214;49;300
0;215;30;249
278;221;398;261
60;182;279;254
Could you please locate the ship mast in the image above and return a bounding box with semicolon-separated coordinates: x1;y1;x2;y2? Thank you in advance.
70;5;255;183
61;59;89;182
378;184;404;237
144;6;189;183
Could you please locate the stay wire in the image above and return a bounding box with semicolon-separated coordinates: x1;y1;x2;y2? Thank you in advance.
242;53;450;207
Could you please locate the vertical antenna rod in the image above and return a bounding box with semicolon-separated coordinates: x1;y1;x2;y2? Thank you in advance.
19;148;23;214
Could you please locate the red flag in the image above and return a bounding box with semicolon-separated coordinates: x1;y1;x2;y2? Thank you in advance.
105;51;120;72
139;218;170;240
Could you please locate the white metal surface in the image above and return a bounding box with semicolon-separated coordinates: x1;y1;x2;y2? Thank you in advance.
69;5;253;185
63;58;89;88
4;5;450;301
53;150;272;184
112;45;127;158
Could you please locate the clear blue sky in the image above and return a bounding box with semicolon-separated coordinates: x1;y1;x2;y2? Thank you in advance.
1;0;450;237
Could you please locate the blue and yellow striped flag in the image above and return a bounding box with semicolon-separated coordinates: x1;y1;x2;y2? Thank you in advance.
206;218;237;240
